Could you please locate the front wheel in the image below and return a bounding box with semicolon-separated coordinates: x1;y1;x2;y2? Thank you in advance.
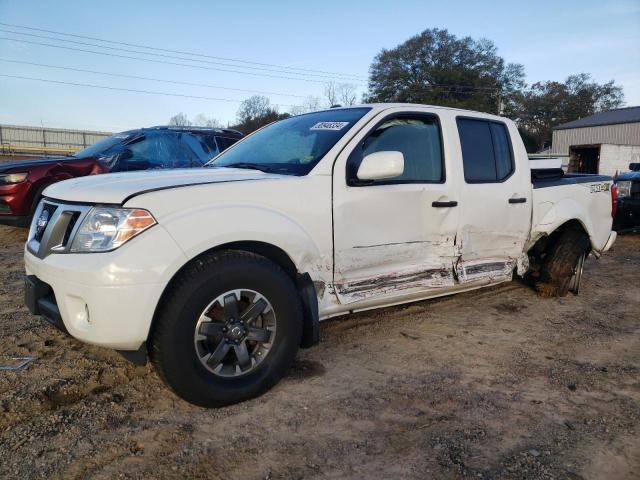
151;251;303;407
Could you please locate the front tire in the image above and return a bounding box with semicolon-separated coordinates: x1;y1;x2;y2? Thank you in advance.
151;250;303;407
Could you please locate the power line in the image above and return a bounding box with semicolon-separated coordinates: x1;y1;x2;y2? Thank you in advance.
0;28;365;82
0;36;355;85
0;21;367;81
0;37;500;95
0;73;294;107
0;58;311;99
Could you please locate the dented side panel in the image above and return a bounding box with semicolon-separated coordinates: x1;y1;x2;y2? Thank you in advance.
334;241;457;304
453;118;533;282
331;106;463;307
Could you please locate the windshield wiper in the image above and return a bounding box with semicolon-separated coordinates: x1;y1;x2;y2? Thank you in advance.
214;162;273;173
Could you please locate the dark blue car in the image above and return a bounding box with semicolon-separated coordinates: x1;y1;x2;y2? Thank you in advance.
0;126;243;226
615;163;640;231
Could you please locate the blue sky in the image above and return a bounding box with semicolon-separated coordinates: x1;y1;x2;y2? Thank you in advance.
0;0;638;132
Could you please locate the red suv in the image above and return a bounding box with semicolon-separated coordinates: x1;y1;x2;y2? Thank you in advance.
0;126;243;226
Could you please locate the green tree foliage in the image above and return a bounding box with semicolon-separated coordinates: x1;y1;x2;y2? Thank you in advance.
365;28;525;114
233;95;289;134
507;74;625;151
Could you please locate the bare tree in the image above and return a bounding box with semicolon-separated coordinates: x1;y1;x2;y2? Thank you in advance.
289;96;323;116
324;82;339;106
322;82;358;107
234;96;289;133
168;112;189;126
337;83;358;106
192;113;222;128
237;96;272;124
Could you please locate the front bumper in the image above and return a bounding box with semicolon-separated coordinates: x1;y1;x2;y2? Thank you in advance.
0;181;33;218
24;275;68;333
23;224;188;350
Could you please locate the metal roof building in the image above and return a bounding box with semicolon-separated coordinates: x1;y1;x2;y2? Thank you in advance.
551;106;640;176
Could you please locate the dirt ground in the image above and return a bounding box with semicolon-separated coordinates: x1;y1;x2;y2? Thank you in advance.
1;226;638;480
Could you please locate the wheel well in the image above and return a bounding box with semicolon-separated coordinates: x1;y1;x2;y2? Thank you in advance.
210;241;298;281
527;220;590;273
147;241;318;354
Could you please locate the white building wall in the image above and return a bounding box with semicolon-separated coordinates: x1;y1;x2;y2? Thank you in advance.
600;144;640;176
551;122;640;155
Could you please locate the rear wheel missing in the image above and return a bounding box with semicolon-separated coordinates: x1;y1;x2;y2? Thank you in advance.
567;252;586;295
535;230;590;297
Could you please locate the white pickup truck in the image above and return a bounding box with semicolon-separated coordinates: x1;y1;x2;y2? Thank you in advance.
24;104;617;406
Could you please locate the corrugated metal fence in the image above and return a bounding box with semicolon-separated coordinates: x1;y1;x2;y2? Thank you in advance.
0;124;112;158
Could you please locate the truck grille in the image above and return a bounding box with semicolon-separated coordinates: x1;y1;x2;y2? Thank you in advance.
27;199;92;258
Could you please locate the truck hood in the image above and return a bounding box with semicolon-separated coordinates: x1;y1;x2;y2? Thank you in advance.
43;167;281;204
0;156;77;173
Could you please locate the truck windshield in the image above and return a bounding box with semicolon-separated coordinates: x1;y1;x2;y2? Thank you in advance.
73;133;134;159
206;108;371;175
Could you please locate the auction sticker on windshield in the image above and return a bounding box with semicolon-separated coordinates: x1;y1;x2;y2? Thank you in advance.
310;122;350;131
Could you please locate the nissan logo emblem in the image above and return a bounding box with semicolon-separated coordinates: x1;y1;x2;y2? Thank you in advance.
35;209;50;238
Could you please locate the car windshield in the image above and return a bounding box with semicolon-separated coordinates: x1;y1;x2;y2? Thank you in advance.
206;108;371;175
73;132;135;159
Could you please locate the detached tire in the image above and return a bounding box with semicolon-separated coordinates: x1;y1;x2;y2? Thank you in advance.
151;250;303;407
535;230;590;297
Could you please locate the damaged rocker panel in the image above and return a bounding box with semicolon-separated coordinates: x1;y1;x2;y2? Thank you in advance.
335;267;455;304
455;259;516;283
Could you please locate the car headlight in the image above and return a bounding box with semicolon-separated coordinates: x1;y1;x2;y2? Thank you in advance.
0;172;28;185
617;181;632;198
70;207;156;252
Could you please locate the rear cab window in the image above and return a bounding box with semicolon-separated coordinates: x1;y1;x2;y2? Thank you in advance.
456;117;514;183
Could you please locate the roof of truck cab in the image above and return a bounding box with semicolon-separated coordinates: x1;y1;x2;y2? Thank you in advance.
327;103;508;120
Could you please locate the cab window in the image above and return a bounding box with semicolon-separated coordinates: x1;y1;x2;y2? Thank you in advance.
347;115;444;185
457;118;514;183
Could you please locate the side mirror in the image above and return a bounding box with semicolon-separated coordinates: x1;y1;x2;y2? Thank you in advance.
356;151;404;181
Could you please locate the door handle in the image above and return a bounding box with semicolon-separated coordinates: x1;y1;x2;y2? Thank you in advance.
432;200;458;208
508;197;527;204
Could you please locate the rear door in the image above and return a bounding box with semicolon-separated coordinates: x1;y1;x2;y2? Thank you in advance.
454;117;531;284
332;110;461;306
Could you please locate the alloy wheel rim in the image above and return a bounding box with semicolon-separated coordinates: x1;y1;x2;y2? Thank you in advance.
568;253;586;294
194;289;276;377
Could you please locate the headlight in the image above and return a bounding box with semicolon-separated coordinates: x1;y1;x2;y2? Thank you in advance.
0;172;28;185
70;207;156;252
617;181;632;198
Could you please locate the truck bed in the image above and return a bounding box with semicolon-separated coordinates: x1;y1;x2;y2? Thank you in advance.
530;172;615;253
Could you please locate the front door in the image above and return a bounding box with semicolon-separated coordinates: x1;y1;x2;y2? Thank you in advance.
332;111;460;306
454;117;532;284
